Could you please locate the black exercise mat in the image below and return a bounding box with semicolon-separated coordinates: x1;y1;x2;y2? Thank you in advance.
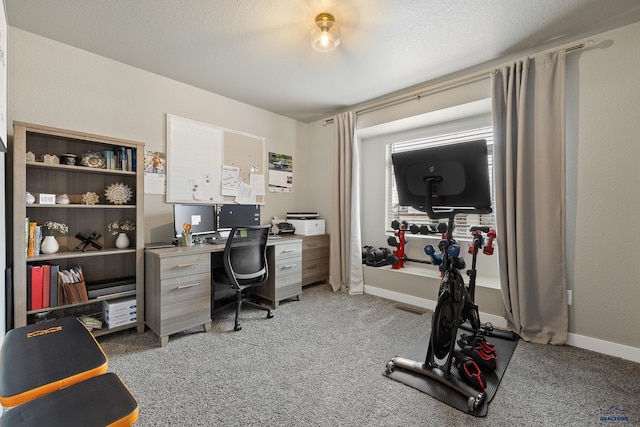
384;329;518;416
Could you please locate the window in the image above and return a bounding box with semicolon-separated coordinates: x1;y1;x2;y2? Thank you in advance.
386;126;495;237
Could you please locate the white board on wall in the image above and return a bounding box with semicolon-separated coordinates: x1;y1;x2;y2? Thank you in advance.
165;114;266;204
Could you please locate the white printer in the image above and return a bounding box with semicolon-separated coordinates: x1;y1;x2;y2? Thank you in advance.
286;212;325;236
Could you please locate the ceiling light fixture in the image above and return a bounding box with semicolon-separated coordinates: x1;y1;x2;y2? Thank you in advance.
310;13;340;52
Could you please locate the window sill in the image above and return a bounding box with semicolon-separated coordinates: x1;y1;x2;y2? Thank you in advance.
364;261;501;290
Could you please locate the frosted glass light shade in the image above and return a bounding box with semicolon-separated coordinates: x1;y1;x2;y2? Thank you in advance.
310;13;340;52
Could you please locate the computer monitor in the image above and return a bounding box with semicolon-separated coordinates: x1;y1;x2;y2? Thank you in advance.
391;139;492;215
217;204;261;230
173;204;217;238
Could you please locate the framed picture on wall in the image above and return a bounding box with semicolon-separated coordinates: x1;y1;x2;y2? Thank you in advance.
0;0;7;152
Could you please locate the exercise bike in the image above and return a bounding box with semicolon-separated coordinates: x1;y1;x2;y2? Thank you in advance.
385;177;495;412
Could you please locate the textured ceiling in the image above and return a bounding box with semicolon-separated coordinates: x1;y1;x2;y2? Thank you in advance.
6;0;640;123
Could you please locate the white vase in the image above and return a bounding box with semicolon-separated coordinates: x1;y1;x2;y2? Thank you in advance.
26;192;36;205
40;235;59;254
115;232;130;249
56;193;70;204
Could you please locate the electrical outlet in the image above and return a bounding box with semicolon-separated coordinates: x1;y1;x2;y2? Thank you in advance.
567;290;573;306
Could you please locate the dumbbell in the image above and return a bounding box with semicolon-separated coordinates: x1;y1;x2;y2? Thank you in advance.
391;220;408;231
409;224;431;234
483;230;496;255
367;247;392;264
362;245;375;263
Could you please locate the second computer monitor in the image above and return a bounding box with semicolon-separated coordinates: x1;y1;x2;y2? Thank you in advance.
173;204;217;238
217;204;261;230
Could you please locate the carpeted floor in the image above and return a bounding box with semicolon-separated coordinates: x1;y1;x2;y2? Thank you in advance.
98;283;640;426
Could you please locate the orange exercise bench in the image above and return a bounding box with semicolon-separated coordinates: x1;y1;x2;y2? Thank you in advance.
0;317;138;426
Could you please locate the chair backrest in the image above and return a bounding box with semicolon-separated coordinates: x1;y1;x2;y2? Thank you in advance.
223;225;270;287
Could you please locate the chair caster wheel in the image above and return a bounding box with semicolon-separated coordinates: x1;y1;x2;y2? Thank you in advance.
386;360;395;374
234;325;242;331
267;312;274;319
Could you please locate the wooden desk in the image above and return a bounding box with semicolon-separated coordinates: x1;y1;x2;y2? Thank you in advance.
144;236;302;346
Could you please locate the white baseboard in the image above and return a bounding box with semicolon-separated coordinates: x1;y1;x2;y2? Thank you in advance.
364;285;640;364
566;333;640;364
363;285;507;329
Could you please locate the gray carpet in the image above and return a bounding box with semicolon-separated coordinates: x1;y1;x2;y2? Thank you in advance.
98;283;640;426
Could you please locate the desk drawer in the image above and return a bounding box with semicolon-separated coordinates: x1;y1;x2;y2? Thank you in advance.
273;242;302;261
273;256;302;289
302;258;330;285
160;253;210;279
159;272;211;334
301;235;330;261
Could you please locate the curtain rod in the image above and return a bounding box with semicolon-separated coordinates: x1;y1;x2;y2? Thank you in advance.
323;41;588;126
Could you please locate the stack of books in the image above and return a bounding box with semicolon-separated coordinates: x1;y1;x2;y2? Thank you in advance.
103;297;137;329
100;147;137;171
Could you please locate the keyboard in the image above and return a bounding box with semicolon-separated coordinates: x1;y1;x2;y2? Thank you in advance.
205;237;227;245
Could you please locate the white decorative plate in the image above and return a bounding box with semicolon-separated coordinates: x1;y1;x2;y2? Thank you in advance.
104;183;133;205
82;191;100;205
81;152;106;168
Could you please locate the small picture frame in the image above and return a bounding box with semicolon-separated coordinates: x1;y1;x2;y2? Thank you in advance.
39;193;56;205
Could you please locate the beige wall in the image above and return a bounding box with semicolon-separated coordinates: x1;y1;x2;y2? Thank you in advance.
306;22;640;357
565;22;640;349
7;27;308;244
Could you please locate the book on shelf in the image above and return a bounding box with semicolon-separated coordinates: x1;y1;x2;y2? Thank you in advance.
25;218;29;256
34;226;42;256
49;264;59;307
113;147;128;171
126;148;132;172
41;264;51;309
30;265;44;310
131;148;137;172
101;150;112;170
27;222;37;257
26;265;32;310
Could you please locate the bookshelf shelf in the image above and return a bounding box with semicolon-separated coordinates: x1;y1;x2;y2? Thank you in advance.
26;161;137;176
26;290;137;315
27;204;137;209
12;122;145;336
27;248;136;262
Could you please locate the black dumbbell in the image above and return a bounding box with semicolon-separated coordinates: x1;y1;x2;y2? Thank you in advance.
367;247;391;263
391;220;408;231
362;245;375;263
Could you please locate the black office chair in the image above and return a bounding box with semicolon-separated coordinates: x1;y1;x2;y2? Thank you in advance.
212;225;273;331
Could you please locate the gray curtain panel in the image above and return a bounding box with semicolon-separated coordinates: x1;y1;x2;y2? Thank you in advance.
491;50;568;344
329;111;363;294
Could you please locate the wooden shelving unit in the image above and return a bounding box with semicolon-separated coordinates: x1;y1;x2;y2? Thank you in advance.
11;122;145;335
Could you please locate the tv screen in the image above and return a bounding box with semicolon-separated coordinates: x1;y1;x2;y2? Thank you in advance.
217;204;261;230
173;204;217;238
391;139;492;214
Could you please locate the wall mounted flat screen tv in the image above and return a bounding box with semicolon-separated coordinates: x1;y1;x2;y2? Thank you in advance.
391;139;492;214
